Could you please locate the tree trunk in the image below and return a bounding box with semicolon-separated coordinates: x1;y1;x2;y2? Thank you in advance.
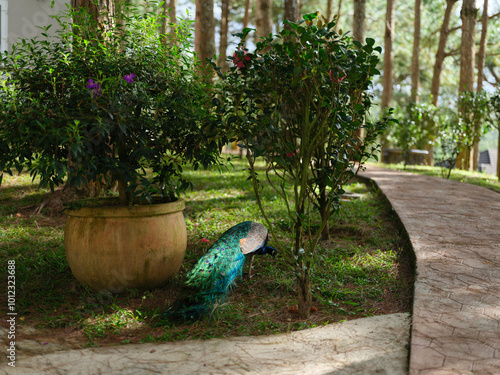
456;0;477;171
218;0;231;69
319;192;330;240
459;0;476;93
284;0;299;23
326;0;333;22
352;0;366;141
243;0;251;28
169;0;177;25
353;0;366;43
297;273;312;319
488;64;500;84
195;0;215;74
430;0;458;107
114;0;126;52
71;0;98;21
473;0;488;171
293;195;311;318
161;0;177;45
379;0;395;157
411;0;421;103
71;0;115;29
335;0;342;33
477;0;488;92
255;0;273;37
381;0;395;112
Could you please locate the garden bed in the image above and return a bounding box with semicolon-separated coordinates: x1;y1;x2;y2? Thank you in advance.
0;161;414;351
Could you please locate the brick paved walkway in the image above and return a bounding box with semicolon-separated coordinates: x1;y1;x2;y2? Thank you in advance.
360;167;500;375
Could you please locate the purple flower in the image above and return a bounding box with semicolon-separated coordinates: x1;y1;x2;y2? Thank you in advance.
123;74;136;84
86;79;102;98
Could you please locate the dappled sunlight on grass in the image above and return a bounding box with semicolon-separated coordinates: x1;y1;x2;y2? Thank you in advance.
0;159;414;348
82;307;146;341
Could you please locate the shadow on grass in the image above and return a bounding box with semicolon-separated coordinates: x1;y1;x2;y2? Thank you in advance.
0;164;416;346
0;239;77;313
0;184;50;213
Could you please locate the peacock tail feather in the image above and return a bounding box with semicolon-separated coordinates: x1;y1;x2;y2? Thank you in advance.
165;221;276;320
185;221;252;292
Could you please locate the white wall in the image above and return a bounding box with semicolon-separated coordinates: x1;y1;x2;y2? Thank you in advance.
0;0;8;53
2;0;70;53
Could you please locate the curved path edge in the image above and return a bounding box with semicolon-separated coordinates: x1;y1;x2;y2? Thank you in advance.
3;314;410;375
360;166;500;375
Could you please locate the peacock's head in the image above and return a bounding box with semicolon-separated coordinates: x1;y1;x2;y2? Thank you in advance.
256;246;277;257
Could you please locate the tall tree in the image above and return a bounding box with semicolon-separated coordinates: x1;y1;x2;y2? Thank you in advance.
457;0;477;170
243;0;251;29
326;0;333;22
71;0;116;33
169;0;177;25
381;0;395;112
352;0;366;143
255;0;273;37
411;0;421;103
477;0;489;92
474;0;489;171
335;0;342;32
284;0;299;23
161;0;177;45
195;0;215;72
353;0;366;43
459;0;476;93
430;0;458;106
71;0;107;18
487;61;500;85
218;0;231;69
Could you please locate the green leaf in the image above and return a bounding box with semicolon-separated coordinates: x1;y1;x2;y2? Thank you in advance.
303;12;318;21
362;45;373;54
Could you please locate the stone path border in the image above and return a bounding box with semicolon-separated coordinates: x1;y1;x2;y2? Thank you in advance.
360;167;500;375
3;314;410;375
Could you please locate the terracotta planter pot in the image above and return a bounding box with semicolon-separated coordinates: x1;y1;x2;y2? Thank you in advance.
64;199;187;293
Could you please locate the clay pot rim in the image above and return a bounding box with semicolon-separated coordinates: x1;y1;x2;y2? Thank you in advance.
65;197;185;218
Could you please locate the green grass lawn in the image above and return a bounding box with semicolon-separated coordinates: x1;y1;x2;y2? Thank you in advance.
0;159;414;348
373;162;500;194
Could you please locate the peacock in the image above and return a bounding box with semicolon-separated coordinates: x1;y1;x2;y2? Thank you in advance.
165;221;276;320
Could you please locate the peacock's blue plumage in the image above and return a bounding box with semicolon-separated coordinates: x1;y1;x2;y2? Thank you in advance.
166;221;276;320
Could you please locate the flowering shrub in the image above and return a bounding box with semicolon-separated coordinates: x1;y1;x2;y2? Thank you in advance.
123;74;136;84
232;50;251;69
214;13;393;317
0;3;224;205
86;79;103;98
329;67;347;83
